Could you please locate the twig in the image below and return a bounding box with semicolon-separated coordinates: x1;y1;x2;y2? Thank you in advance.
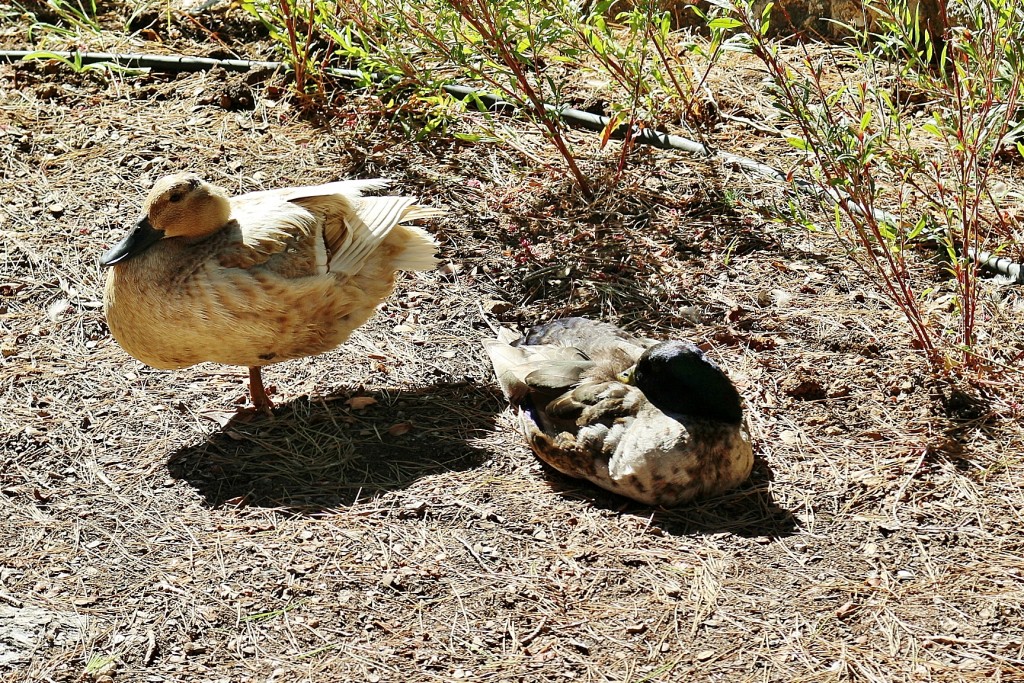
143;629;158;666
453;534;495;574
519;617;547;647
0;592;24;607
719;111;782;135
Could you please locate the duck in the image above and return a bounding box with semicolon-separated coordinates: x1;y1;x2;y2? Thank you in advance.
100;172;440;411
484;317;753;506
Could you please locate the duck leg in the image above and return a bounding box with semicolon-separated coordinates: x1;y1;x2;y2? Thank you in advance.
248;366;274;412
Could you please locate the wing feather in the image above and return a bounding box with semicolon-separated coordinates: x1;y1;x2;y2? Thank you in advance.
328;195;419;275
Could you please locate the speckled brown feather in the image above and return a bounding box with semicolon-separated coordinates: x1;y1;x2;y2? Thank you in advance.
484;320;754;506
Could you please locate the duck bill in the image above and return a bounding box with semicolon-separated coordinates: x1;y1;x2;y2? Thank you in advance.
99;217;164;267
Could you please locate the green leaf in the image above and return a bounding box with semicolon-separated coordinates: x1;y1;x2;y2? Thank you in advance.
708;17;743;30
20;51;80;72
787;136;811;151
455;132;498;143
859;110;872;132
878;221;896;241
907;215;927;240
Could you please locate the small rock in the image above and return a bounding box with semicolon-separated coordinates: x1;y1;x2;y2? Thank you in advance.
482;298;512;314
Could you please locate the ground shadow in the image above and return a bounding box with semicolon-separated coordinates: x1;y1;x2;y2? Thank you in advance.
480;166;784;329
167;380;503;512
537;455;798;539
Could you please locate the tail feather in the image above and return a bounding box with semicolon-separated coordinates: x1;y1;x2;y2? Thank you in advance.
484;335;590;402
328;195;432;275
388;224;440;272
401;205;445;222
483;339;531;402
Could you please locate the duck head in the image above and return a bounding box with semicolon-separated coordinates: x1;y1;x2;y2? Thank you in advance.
624;341;744;424
100;173;231;267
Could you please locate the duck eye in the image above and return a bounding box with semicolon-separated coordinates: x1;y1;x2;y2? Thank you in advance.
169;192;184;203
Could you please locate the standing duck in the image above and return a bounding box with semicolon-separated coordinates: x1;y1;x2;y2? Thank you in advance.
101;172;439;411
484;318;753;505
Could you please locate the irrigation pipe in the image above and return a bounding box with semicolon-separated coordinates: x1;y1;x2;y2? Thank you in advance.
2;48;1020;283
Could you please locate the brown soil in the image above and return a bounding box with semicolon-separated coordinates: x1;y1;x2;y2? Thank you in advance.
1;3;1022;682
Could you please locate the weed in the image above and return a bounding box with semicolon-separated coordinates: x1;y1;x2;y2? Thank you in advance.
18;50;125;74
719;0;1024;375
16;0;101;40
241;600;305;622
84;652;117;676
243;1;729;197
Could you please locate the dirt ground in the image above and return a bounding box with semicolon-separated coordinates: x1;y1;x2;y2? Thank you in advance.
2;4;1023;682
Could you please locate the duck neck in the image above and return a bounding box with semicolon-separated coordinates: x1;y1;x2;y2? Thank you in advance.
193;188;232;239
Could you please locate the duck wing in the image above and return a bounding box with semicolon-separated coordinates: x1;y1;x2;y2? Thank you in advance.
485;336;639;434
204;196;317;272
215;179;396;270
484;340;588;397
520;317;656;357
219;186;439;277
297;194;439;275
236;178;393;204
543;379;635;427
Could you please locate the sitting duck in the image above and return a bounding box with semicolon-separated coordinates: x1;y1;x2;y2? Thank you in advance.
484;317;753;505
101;173;439;410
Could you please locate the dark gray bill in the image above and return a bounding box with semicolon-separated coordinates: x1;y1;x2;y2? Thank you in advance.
99;216;165;267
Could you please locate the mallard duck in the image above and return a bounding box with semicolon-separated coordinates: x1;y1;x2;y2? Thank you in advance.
100;172;440;410
484;318;753;505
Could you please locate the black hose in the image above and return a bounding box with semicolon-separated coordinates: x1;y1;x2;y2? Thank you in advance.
0;50;280;72
1;48;1019;283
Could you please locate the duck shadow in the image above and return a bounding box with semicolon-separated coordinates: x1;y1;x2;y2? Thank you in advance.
538;456;798;539
167;380;503;513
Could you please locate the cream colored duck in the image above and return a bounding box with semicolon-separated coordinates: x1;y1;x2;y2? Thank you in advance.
484;318;753;506
101;172;439;411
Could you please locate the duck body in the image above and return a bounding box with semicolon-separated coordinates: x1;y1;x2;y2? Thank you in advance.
484;318;753;506
102;174;439;407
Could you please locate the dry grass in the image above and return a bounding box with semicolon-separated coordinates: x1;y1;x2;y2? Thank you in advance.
1;6;1023;683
